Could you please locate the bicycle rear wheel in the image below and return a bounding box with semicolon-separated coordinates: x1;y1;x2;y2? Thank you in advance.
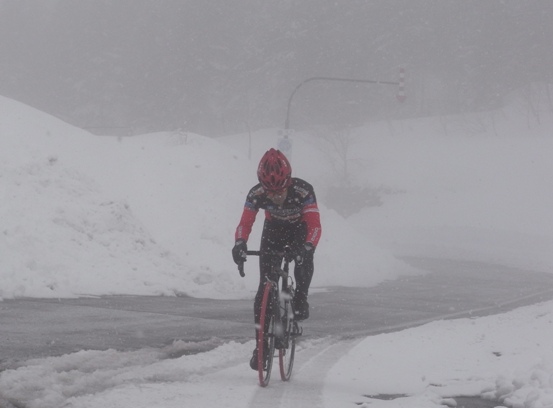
279;298;296;381
257;281;276;387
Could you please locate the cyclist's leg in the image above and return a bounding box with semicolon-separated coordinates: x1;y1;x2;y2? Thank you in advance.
291;222;314;320
251;275;269;370
254;221;281;323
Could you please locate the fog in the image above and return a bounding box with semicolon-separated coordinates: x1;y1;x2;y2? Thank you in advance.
1;1;552;136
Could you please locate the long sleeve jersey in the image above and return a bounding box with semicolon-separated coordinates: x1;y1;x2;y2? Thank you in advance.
234;178;321;247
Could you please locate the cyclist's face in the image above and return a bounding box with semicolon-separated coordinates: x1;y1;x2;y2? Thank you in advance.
267;188;287;205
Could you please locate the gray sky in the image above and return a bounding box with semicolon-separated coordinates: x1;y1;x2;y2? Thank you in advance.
1;0;552;135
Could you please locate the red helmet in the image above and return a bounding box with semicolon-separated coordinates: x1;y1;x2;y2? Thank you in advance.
257;148;292;191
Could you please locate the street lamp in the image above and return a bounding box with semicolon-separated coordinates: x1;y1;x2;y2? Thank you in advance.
284;68;406;131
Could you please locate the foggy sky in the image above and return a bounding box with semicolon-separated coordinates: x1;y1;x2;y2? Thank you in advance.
1;0;552;136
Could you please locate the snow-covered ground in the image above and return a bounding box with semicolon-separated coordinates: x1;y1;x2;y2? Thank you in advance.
0;90;552;407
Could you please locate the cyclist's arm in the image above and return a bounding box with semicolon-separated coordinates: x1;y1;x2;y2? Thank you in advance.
235;206;258;242
303;201;321;247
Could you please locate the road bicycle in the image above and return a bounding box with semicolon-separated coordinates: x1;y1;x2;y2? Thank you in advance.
238;246;302;387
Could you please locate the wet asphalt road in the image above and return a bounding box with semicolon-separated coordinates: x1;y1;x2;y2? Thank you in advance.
1;256;553;368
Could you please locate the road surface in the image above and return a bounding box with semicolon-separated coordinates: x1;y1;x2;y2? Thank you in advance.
1;256;552;368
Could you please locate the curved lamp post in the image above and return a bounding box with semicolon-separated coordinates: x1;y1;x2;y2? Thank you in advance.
284;68;405;131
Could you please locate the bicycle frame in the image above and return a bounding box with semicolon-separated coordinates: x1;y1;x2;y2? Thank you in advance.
238;246;300;386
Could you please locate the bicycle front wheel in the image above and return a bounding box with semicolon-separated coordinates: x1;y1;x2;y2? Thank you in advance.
258;281;276;387
279;298;296;381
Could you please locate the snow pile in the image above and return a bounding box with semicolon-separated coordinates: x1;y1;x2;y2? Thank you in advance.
325;300;553;408
2;159;191;298
0;95;414;300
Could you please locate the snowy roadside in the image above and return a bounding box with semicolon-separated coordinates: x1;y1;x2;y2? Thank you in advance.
325;300;553;408
1;300;552;408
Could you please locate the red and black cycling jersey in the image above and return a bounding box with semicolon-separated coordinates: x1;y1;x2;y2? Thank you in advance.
235;177;322;247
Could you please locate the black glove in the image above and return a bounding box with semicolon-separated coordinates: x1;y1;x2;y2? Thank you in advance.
296;243;314;265
232;240;248;265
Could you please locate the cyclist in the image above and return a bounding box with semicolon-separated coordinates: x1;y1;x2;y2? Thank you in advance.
232;148;321;369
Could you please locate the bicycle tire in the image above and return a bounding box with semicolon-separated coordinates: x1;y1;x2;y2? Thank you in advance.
257;281;276;387
279;296;296;381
